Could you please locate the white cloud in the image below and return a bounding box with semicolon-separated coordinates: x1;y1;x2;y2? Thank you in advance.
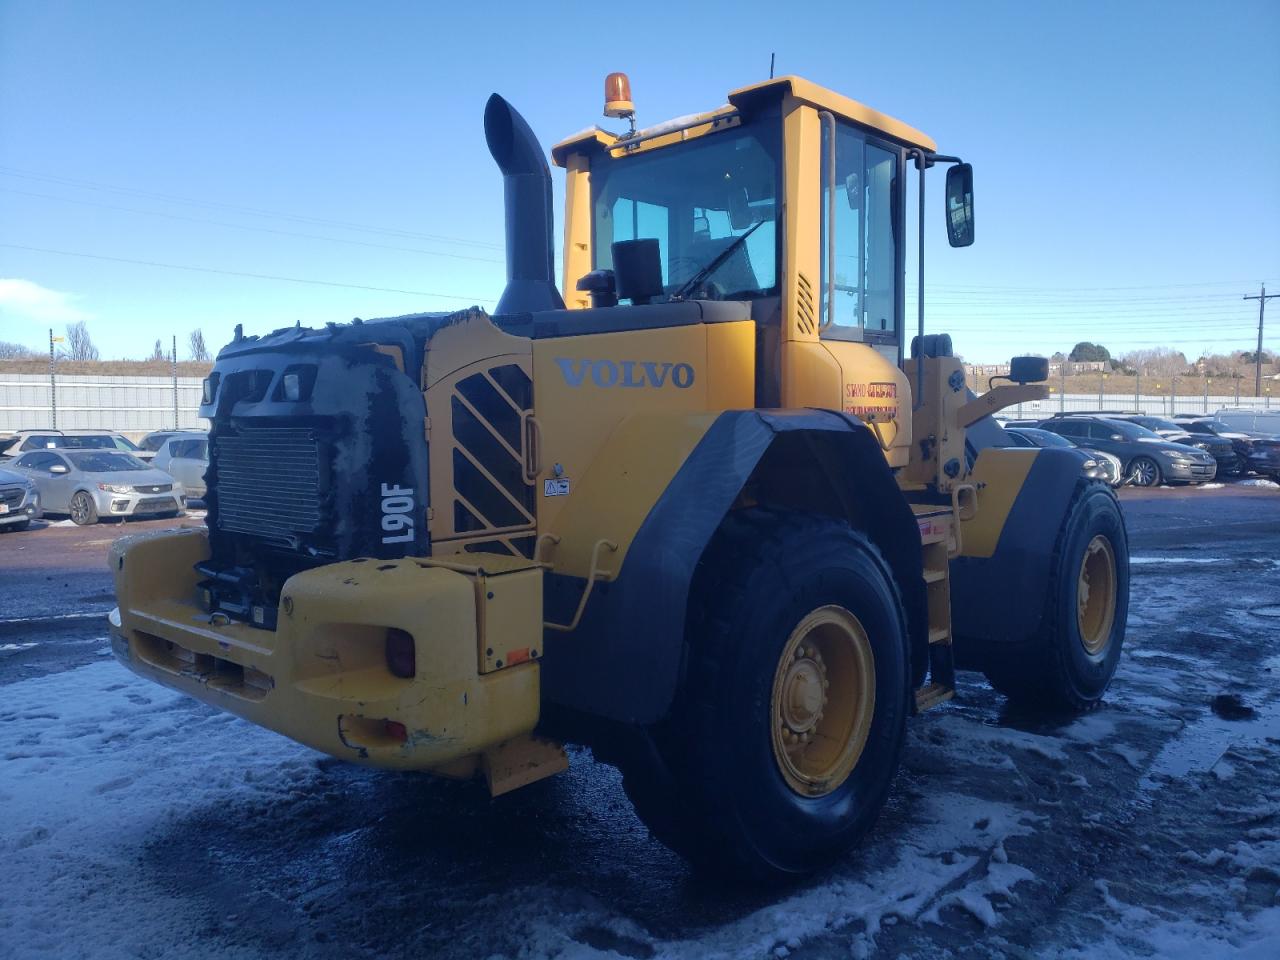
0;278;92;324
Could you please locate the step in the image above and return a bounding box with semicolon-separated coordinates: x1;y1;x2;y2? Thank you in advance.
915;682;955;712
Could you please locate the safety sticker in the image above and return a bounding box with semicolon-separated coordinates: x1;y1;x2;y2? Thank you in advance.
543;478;571;497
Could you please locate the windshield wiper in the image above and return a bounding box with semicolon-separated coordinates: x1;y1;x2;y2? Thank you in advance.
670;219;766;302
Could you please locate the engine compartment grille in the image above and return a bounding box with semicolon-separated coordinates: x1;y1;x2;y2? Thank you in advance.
214;427;323;545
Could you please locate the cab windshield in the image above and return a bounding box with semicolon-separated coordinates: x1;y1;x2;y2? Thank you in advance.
590;120;780;301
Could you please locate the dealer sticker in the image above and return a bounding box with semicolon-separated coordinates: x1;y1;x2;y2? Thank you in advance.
543;478;570;497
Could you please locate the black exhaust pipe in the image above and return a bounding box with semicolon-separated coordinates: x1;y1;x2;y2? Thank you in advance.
484;94;565;315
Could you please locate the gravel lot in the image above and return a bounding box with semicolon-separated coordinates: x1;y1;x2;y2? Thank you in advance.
1;485;1277;959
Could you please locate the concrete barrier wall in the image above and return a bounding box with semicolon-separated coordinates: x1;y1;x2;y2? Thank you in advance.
0;374;206;433
1000;393;1278;421
4;371;1276;436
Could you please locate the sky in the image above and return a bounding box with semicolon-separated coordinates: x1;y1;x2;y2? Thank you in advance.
1;0;1277;364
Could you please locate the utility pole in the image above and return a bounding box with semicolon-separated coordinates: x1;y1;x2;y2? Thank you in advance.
1244;284;1277;398
48;328;56;430
172;335;179;429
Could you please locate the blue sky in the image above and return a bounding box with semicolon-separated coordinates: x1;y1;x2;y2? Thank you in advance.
1;0;1277;363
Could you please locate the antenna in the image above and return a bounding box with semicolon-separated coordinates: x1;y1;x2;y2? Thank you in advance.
769;52;775;79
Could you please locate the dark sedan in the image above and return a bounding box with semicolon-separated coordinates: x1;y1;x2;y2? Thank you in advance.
1173;415;1280;480
1036;416;1216;486
1095;413;1241;476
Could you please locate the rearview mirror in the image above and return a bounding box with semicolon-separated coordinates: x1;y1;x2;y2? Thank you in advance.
1111;434;1123;441
49;464;69;474
945;163;974;247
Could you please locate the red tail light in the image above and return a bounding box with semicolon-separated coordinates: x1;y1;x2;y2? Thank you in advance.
385;628;416;678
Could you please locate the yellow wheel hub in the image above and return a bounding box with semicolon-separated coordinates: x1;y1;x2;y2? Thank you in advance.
770;605;875;798
1077;535;1117;656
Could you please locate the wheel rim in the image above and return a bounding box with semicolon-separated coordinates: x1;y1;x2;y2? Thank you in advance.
71;494;90;523
770;605;875;798
1077;535;1117;655
1130;459;1156;486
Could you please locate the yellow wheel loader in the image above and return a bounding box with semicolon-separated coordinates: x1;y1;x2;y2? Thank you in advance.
109;73;1129;882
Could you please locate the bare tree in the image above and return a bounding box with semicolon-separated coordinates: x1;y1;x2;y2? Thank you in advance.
149;338;166;362
1120;347;1188;379
0;340;39;359
189;328;210;363
63;321;100;361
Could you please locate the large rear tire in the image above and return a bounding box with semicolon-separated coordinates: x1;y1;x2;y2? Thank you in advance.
980;482;1129;712
618;509;911;883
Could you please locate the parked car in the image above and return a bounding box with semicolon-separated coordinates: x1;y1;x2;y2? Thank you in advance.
1035;415;1216;486
1083;413;1241;476
152;433;209;499
138;429;205;457
6;450;185;525
0;429;147;461
1214;407;1280;436
1004;427;1123;485
1174;414;1280;479
0;463;41;532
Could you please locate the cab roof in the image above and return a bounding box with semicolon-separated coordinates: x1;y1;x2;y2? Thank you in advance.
551;74;936;166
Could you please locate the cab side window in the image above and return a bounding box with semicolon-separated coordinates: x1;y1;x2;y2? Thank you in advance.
819;123;900;339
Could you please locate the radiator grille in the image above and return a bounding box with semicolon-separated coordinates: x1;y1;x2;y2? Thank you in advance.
0;486;23;508
214;427;322;544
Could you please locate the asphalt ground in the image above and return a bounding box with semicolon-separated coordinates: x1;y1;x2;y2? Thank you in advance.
1;482;1278;958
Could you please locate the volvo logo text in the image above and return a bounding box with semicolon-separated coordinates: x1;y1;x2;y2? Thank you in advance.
555;358;695;389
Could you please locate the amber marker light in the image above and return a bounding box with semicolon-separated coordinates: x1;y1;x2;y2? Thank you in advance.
604;72;635;119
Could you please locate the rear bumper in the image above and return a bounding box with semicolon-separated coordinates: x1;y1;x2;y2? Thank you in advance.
109;529;541;771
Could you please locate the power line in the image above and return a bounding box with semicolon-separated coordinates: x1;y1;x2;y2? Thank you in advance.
0;187;505;265
0;165;504;251
0;242;496;302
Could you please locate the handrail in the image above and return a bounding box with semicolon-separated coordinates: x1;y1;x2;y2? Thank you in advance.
543;538;619;633
520;412;542;485
819;111;836;329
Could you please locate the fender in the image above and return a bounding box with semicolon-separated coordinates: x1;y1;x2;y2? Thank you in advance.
539;409;925;725
950;446;1084;650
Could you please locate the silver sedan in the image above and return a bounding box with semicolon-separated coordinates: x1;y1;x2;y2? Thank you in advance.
6;449;186;525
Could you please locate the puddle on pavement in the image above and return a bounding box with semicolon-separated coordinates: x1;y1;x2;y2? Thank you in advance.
1138;655;1280;794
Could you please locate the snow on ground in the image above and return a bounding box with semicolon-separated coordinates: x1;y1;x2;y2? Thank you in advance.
3;641;1277;959
0;658;322;960
3;495;1280;959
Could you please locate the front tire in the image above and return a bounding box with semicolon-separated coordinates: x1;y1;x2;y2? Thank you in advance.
981;482;1129;712
1127;456;1161;487
618;510;911;883
70;492;98;526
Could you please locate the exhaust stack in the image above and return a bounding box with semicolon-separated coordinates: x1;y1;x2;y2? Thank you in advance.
484;94;565;315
